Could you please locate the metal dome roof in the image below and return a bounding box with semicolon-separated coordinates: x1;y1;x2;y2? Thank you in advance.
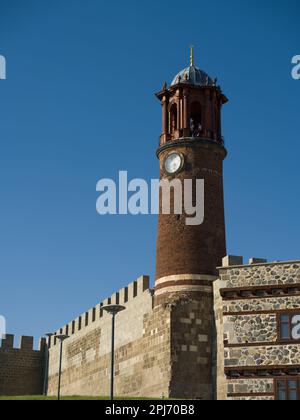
171;65;215;87
170;47;215;87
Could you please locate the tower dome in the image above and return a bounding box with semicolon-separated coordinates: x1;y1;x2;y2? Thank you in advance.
171;65;214;87
171;47;215;87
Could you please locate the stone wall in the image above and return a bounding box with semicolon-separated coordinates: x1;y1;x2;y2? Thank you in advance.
215;258;300;401
225;314;277;344
5;259;299;399
0;335;45;396
47;275;217;399
222;261;300;288
47;276;173;398
169;295;214;400
227;378;274;394
226;344;300;367
222;295;300;313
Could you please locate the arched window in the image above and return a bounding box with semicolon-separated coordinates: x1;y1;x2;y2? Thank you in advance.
190;102;202;138
170;104;178;138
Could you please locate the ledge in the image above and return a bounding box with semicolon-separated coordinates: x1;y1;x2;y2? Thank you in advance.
220;284;300;300
156;137;227;158
225;365;300;379
218;260;300;271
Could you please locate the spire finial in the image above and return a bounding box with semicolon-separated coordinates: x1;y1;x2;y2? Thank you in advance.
190;45;195;67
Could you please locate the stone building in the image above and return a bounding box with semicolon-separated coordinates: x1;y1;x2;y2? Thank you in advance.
1;51;300;400
215;257;300;400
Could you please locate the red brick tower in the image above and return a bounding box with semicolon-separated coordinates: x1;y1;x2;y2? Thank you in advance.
154;49;228;399
155;49;228;305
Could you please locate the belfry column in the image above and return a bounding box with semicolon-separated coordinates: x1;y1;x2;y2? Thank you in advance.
161;94;168;143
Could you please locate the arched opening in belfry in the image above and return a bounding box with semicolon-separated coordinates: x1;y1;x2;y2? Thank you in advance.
190;102;202;137
170;104;178;138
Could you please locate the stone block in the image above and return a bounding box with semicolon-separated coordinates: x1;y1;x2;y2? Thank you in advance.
249;258;267;265
222;256;243;267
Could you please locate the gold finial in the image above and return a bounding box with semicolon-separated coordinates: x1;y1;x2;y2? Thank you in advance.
190;45;195;67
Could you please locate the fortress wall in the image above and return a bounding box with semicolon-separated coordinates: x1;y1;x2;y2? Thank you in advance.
47;276;172;398
0;335;46;396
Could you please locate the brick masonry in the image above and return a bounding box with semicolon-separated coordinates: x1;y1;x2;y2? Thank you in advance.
156;141;227;282
0;335;46;396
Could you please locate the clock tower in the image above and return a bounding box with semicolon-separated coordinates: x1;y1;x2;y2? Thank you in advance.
153;50;228;398
155;49;228;305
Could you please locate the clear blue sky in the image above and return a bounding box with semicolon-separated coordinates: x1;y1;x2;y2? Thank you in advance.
0;0;299;343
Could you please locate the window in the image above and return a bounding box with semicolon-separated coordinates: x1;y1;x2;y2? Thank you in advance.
170;104;178;137
280;315;290;340
276;380;300;401
278;313;300;341
190;102;202;138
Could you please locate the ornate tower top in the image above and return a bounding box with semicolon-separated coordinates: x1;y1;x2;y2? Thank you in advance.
156;49;228;146
169;47;219;88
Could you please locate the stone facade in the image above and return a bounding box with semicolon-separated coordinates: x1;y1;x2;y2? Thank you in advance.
169;295;214;400
44;276;218;399
46;276;169;398
45;258;300;400
215;258;300;400
0;335;45;396
1;259;300;399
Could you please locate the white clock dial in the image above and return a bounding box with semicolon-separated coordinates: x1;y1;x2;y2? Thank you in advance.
164;153;183;175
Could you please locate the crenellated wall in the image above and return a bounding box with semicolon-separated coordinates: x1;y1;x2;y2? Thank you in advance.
49;276;151;348
0;335;46;396
2;259;300;399
46;274;216;399
46;276;174;398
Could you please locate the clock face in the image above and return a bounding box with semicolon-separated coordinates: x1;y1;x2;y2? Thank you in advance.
164;153;184;175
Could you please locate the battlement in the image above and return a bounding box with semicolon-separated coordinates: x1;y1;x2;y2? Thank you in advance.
49;275;152;347
0;334;46;396
0;334;46;352
220;255;300;269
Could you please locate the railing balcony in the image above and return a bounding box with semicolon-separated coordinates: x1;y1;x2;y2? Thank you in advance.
159;133;225;148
